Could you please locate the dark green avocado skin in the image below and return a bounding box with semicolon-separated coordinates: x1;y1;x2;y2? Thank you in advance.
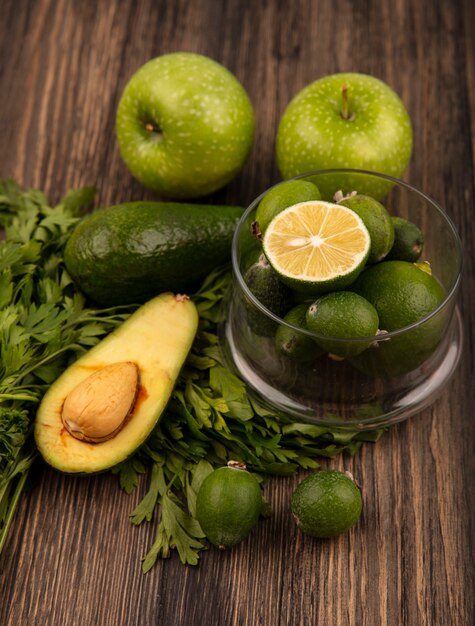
64;201;244;305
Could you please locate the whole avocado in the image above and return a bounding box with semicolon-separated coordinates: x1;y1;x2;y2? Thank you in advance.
64;201;244;305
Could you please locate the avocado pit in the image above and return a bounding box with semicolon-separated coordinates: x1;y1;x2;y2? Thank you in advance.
61;361;139;443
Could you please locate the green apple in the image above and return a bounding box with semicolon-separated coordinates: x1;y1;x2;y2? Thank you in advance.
116;52;255;199
276;73;413;200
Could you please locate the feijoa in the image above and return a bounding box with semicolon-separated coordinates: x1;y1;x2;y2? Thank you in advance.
243;253;292;336
386;216;424;262
196;461;263;549
291;470;362;538
305;291;379;358
337;194;394;263
275;303;323;361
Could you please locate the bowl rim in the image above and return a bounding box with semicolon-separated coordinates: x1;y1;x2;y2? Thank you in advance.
231;168;463;344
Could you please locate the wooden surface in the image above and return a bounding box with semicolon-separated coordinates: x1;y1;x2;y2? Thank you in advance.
1;0;474;624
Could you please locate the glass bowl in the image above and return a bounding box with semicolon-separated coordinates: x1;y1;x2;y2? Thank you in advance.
220;169;463;430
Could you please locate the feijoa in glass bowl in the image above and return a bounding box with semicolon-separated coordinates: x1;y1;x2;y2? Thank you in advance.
220;169;463;430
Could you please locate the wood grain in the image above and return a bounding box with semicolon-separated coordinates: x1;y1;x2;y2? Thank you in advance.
0;0;474;624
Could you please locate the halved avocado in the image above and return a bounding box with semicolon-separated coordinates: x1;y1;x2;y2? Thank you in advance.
34;292;198;474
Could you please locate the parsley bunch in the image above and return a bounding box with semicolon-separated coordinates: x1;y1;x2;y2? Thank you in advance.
0;180;134;551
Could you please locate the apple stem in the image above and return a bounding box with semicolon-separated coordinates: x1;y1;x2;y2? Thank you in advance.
144;121;163;139
340;84;355;121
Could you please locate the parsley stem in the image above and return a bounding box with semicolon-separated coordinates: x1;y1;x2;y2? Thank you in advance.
0;464;32;553
0;393;39;402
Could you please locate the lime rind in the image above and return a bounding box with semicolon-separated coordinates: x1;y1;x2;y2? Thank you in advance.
255;179;322;232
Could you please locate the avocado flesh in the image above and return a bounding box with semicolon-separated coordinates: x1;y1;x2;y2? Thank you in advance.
64;201;244;305
34;293;198;474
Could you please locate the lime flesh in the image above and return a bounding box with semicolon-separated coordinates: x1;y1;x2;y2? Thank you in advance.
263;200;371;296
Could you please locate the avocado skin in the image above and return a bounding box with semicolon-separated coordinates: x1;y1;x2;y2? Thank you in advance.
64;201;244;305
